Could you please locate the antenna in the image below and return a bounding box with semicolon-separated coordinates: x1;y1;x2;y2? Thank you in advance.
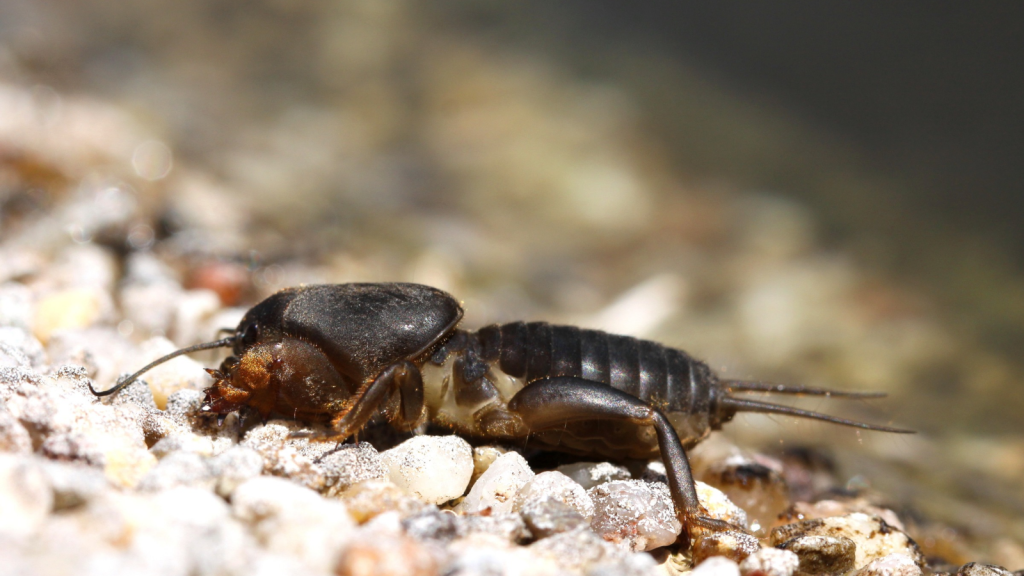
89;337;236;397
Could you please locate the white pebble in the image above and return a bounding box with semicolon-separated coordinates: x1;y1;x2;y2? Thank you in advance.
318;441;387;496
529;527;624;572
588;480;681;552
380;435;473;505
0;408;32;453
740;547;800;576
853;553;923;576
771;513;923;569
693;556;742;576
696;480;749;529
0;455;52;538
232;476;354;572
556;461;631;490
514;470;595;520
459;451;534;515
0;282;34;331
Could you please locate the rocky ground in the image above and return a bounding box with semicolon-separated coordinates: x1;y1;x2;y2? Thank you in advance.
1;77;1022;576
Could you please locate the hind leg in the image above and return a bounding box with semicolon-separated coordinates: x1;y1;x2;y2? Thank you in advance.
505;377;736;544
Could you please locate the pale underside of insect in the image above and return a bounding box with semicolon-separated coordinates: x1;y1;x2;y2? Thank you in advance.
91;283;912;544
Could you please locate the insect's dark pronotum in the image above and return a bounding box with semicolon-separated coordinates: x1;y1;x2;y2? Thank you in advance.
91;282;912;544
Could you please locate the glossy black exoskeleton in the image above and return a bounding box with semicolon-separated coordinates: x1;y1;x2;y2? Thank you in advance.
91;282;911;544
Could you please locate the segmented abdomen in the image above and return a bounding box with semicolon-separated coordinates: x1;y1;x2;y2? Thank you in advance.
471;322;715;416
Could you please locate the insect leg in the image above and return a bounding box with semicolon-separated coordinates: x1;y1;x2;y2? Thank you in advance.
506;377;736;543
295;361;422;441
392;363;424;430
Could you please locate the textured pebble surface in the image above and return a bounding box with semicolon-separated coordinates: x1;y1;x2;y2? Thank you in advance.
0;60;1021;576
0;245;1019;575
6;332;1002;575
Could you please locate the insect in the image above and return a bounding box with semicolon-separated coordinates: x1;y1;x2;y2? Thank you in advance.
91;282;912;544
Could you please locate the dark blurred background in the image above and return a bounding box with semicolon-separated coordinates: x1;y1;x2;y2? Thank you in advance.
460;1;1024;334
537;1;1024;255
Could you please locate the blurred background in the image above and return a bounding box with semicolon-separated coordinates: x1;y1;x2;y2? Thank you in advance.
0;0;1021;564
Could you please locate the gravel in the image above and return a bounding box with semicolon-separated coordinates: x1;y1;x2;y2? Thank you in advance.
458;450;534;515
588;479;682;552
0;76;1018;575
381;435;473;505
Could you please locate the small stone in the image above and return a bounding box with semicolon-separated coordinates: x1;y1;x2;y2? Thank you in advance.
267;447;326;491
557;461;632;490
232;476;355;572
771;514;925;569
530;527;626;572
788;499;906;531
589;480;682;552
120;279;183;338
458;451;534;515
403;507;462;543
137;450;215;491
241;421;328;490
33;288;107;344
703;459;789;536
207;445;265;497
0;407;32;453
514;470;595;520
171;289;222;348
49;244;119;293
739;547;800;576
38;458;110;510
0;455;52;538
0;327;45;369
776;535;856;575
692;556;742;576
692;530;762;565
462;512;531;543
320;442;388;496
340;479;429;524
97;486;252;575
100;444;158;488
106;379;158;410
638;460;668;484
449;534;561;575
380;435;473;505
695;480;749;529
164;387;206;423
957;563;1013;576
0;282;34;331
520;498;588;539
587;551;659;576
335;532;438;576
471;444;508;486
45;327;137;389
149;433;219;458
242;420;301;449
853;553;924;576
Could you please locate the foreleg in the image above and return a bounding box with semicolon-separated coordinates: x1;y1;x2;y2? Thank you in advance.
294;361;423;441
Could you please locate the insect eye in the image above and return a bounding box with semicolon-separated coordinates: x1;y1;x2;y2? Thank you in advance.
240;324;259;347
